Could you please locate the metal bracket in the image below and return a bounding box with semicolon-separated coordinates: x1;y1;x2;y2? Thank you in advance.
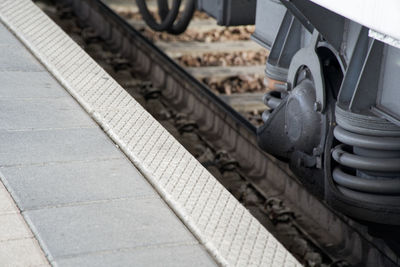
287;30;325;112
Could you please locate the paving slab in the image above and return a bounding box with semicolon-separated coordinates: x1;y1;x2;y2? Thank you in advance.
0;71;69;98
0;238;49;266
24;197;198;261
0;172;49;266
0;21;23;46
0;17;44;72
54;243;216;267
0;127;124;166
0;15;214;267
0;213;32;241
0;97;96;130
0;158;157;210
0;43;43;72
0;182;18;215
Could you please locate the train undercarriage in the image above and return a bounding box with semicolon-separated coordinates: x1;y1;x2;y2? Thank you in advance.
136;0;400;228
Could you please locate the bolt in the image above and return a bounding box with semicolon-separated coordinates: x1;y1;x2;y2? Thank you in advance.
313;147;322;156
262;93;269;105
314;101;322;112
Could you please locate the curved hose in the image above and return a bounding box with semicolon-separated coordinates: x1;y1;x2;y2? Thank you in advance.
159;0;196;35
135;0;181;31
157;0;170;19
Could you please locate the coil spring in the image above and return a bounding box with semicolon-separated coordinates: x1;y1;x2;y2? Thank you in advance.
332;126;400;203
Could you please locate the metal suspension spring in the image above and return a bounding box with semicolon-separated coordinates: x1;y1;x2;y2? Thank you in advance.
332;125;400;203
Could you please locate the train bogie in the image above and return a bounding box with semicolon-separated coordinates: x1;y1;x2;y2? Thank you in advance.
137;0;400;225
255;0;400;225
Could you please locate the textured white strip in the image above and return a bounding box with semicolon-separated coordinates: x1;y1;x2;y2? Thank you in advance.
0;1;301;266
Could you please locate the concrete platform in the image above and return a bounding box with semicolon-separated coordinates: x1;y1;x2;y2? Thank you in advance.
0;0;300;266
0;18;214;266
0;182;49;266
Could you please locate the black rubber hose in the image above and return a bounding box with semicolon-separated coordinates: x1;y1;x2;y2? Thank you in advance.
135;0;181;31
159;0;196;34
157;0;169;22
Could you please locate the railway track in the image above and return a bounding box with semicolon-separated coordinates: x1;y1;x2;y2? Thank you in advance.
105;0;268;125
36;0;399;266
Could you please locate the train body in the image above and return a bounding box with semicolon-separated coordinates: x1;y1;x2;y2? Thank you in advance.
136;0;400;226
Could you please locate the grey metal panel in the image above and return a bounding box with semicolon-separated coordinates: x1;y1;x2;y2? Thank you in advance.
197;0;219;22
377;45;400;119
337;27;370;106
197;0;256;26
349;40;384;112
224;0;257;25
308;0;400;44
281;0;344;52
252;0;286;49
342;21;363;64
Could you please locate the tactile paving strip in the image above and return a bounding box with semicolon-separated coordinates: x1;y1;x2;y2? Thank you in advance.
0;1;301;266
